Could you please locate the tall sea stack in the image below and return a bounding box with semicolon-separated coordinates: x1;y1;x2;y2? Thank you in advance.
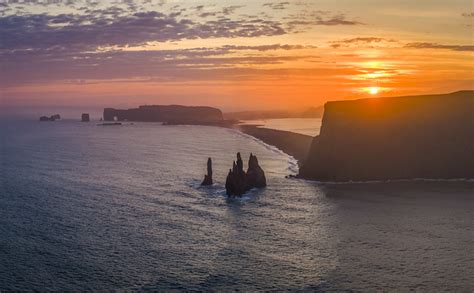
299;91;474;181
201;158;213;186
226;153;266;197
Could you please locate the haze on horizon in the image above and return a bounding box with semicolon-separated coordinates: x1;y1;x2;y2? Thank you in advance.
1;0;473;113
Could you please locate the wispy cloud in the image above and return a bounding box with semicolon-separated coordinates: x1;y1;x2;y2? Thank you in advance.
0;43;319;86
329;37;397;48
405;42;474;52
263;2;290;10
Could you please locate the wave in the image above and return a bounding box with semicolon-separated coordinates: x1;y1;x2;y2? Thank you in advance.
227;128;299;175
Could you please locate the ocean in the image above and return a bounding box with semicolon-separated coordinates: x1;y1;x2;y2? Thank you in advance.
0;120;472;291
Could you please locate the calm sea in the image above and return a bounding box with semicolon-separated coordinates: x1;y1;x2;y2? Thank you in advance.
0;120;472;291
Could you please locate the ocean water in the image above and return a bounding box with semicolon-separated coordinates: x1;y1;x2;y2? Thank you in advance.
240;118;322;136
0;120;472;291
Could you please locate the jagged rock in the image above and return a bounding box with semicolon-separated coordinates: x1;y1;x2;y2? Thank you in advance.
247;153;267;188
225;152;266;197
201;157;213;186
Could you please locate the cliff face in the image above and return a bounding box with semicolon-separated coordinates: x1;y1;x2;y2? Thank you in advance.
103;105;223;122
299;91;474;181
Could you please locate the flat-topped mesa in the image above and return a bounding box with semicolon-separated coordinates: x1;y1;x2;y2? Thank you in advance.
299;91;474;181
201;158;213;186
226;153;266;197
103;105;223;124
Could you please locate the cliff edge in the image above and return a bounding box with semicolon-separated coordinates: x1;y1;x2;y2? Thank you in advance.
299;91;473;181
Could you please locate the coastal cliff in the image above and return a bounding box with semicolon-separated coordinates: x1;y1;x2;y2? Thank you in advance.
299;91;474;181
103;105;223;123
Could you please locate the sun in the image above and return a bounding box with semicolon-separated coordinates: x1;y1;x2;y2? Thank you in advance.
368;87;380;95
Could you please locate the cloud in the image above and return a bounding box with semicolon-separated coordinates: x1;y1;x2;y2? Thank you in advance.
0;44;319;86
0;2;361;88
334;37;396;44
263;2;290;10
405;42;474;52
329;37;397;48
221;44;317;51
222;5;245;15
0;10;287;52
286;12;363;30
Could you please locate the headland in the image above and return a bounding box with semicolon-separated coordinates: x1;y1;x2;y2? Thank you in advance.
299;90;474;181
103;105;227;125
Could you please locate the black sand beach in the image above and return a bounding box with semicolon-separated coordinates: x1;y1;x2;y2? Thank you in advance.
237;124;314;164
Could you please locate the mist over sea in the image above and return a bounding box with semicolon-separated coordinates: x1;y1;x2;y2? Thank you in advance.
0;120;472;291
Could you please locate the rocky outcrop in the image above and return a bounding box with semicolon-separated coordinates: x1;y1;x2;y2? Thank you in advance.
247;153;267;188
103;105;224;123
201;158;213;186
39;114;60;121
299;91;474;181
81;113;90;122
225;153;266;197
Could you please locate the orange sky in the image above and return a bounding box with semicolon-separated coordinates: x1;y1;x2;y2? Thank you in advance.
1;0;473;112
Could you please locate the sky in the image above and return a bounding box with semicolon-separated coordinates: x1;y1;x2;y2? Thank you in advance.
1;0;473;114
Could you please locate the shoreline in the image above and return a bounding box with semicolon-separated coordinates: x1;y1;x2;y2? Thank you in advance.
161;119;315;166
234;124;314;166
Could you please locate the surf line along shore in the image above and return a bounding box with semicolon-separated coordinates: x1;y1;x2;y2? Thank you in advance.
232;124;314;166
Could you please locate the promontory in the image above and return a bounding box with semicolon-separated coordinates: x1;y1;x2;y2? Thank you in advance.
103;105;224;124
299;91;473;181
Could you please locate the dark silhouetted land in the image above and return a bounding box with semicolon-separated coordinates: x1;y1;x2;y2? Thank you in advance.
299;90;474;181
104;105;224;124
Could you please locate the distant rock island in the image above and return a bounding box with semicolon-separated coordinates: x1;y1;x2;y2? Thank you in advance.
226;153;266;197
103;105;225;124
81;113;90;122
39;114;60;121
299;91;474;181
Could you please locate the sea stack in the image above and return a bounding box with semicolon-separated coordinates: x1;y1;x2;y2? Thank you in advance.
225;153;266;197
201;158;213;186
246;153;267;188
81;113;90;122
